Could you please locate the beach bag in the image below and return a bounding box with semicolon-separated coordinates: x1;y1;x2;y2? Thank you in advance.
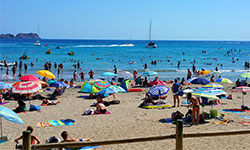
29;105;40;111
171;111;184;122
210;109;217;118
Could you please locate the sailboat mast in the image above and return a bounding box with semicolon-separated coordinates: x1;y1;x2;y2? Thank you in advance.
149;18;152;41
37;23;40;36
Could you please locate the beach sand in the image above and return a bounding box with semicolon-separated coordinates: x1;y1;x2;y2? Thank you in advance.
1;82;250;150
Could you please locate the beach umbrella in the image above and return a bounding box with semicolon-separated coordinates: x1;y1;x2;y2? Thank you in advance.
38;81;49;88
149;80;167;86
240;72;250;79
215;78;233;84
19;75;40;81
194;88;227;96
0;83;12;90
232;86;250;105
50;81;67;87
192;93;219;100
118;71;133;79
109;85;126;93
36;70;56;79
98;87;117;95
148;85;169;96
202;83;224;89
12;81;41;94
0;75;14;81
190;77;209;85
0;106;23;137
183;89;194;93
100;72;117;76
80;82;100;93
141;71;158;77
94;81;111;90
46;80;56;85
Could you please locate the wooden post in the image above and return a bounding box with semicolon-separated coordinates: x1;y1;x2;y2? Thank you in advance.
22;130;31;150
176;119;183;150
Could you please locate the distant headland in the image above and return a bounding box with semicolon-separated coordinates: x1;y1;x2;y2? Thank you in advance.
0;33;41;39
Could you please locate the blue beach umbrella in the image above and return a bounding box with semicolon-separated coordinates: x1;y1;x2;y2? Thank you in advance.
194;88;227;96
148;85;169;96
0;106;24;137
98;87;116;95
141;71;158;77
100;72;117;76
109;85;126;93
0;83;12;89
190;77;209;85
50;81;67;87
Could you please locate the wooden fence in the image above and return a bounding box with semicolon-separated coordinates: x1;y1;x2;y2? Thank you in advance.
18;120;250;150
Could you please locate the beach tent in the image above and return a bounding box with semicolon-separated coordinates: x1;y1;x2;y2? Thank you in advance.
119;79;129;92
80;81;100;93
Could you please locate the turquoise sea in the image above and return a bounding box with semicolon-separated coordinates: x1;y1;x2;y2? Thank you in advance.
0;39;249;81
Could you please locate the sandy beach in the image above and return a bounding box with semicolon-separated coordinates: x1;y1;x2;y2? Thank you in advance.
1;81;250;150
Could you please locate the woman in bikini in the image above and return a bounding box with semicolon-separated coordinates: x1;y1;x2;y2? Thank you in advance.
187;96;200;125
94;94;107;114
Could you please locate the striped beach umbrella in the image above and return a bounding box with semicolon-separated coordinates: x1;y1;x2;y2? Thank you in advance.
12;81;41;94
215;78;233;84
202;83;224;89
109;85;126;93
94;81;111;90
148;85;169;96
80;82;100;93
192;93;219;100
100;72;117;76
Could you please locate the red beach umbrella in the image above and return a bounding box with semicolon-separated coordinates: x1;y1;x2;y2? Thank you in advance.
149;80;167;86
20;75;40;81
12;81;41;94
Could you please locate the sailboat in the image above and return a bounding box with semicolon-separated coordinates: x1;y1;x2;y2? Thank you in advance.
34;24;41;46
145;19;157;48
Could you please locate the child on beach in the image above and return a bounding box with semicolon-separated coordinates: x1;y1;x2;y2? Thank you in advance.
15;126;41;145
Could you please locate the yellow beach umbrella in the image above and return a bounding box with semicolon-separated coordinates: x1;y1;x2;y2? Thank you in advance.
36;70;56;79
192;93;219;100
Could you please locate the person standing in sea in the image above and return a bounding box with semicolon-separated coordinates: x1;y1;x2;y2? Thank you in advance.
113;65;117;74
79;71;85;81
12;66;16;76
88;70;94;79
187;69;191;80
73;71;77;81
24;63;28;73
192;64;196;73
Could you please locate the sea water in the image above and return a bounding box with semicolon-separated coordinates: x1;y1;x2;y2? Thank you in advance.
0;39;249;81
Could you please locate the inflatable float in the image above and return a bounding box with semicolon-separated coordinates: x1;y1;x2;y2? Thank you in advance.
200;70;211;75
128;88;143;92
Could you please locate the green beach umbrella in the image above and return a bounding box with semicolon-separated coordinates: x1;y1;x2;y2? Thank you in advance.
240;72;250;78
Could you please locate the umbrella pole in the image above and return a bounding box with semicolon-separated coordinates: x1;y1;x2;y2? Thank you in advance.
0;117;2;137
242;92;244;105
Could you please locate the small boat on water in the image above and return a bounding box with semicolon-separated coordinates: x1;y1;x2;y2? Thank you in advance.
0;62;16;67
34;40;41;46
56;46;62;49
68;50;74;55
19;53;29;60
46;49;52;54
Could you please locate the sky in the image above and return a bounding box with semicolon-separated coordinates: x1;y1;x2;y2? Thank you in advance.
1;0;250;41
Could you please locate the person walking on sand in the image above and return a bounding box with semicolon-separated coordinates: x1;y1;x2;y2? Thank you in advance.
88;69;94;79
15;126;40;145
187;96;200;126
171;79;182;107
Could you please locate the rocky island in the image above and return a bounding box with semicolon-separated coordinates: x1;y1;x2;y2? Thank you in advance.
0;33;40;39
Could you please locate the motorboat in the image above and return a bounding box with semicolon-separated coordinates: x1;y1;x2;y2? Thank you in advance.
56;46;62;49
34;40;41;46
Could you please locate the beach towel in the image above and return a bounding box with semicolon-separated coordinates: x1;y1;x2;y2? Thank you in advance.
221;109;250;113
215;119;230;125
0;102;8;105
16;111;27;114
141;101;171;109
128;88;143;92
239;115;250;119
236;121;250;125
93;111;111;115
37;119;75;127
0;140;6;144
80;95;89;99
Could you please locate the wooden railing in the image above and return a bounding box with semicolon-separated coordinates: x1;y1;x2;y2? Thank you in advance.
18;120;250;150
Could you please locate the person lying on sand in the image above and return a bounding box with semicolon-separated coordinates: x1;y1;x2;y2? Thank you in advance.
41;99;60;106
15;126;40;145
61;131;90;142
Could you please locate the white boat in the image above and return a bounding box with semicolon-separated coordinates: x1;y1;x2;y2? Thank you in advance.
34;40;41;46
145;19;157;48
